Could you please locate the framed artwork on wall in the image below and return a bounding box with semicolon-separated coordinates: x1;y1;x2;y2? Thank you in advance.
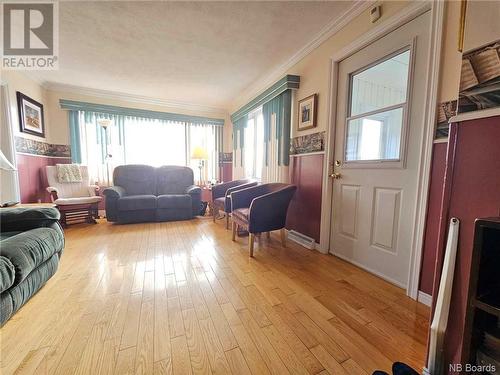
16;91;45;138
297;93;317;131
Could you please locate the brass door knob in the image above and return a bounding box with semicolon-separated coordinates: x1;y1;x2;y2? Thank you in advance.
329;173;341;179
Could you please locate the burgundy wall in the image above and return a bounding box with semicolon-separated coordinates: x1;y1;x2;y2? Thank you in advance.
286;153;324;243
428;116;500;373
418;142;448;295
220;162;232;182
17;153;71;203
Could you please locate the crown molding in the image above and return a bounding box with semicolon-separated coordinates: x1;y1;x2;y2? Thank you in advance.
43;82;228;115
229;0;373;112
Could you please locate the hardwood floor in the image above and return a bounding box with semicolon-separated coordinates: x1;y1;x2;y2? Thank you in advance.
1;218;430;374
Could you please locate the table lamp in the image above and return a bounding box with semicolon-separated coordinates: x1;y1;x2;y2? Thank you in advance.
191;146;208;185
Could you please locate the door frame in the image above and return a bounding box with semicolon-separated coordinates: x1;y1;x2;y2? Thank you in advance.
319;1;445;300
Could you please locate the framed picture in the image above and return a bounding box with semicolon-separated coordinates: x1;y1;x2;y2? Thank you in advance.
17;92;45;137
297;94;317;131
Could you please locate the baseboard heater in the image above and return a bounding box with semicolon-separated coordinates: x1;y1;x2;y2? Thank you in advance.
287;230;315;250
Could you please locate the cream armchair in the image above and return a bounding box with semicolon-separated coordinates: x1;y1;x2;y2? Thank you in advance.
46;165;102;227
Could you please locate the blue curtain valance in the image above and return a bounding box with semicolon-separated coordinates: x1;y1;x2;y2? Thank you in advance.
230;75;299;123
60;99;225;126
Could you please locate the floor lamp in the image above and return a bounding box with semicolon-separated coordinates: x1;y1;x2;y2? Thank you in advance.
191;146;208;185
0;150;19;207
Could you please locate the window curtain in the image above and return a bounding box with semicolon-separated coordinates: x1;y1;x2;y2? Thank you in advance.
187;122;223;183
69;110;222;186
232;115;247;180
261;89;292;183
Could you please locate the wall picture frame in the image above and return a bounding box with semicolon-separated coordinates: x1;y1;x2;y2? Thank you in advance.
297;93;317;131
17;92;45;138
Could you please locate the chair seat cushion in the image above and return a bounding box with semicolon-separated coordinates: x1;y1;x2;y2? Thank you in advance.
118;195;157;211
157;195;191;209
0;227;64;288
213;197;225;210
232;208;250;223
55;196;102;205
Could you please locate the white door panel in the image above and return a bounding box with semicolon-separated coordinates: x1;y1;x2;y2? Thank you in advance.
330;11;430;288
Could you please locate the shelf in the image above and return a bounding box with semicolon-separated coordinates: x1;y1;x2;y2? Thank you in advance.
474;299;500;318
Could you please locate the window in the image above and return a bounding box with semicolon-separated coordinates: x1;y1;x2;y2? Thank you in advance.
244;107;264;179
345;49;410;162
77;112;222;185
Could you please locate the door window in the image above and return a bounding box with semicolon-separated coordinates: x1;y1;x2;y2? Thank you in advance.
345;49;411;162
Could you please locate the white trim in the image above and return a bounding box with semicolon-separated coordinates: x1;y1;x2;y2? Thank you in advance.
418;291;432;307
332;252;407;289
449;107;500;123
433;138;448;144
289;151;325;157
34;80;227;116
0;83;21;202
407;0;445;300
320;0;445;300
230;1;372;112
16;152;71;159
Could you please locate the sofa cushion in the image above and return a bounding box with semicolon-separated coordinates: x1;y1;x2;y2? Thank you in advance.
0;257;15;293
157;195;191;209
114;165;157;195
232;208;250;223
156;166;194;195
0;227;64;287
118;195;157;211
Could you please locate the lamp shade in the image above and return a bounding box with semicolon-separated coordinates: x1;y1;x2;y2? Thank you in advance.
191;146;208;160
0;150;16;171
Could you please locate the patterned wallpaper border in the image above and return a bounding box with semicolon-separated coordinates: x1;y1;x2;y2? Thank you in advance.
15;136;71;158
435;99;458;140
290;131;325;155
219;152;232;163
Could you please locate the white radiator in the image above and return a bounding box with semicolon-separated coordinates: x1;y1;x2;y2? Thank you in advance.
287;230;316;250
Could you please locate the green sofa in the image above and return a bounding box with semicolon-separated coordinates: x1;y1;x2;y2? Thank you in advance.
0;207;64;326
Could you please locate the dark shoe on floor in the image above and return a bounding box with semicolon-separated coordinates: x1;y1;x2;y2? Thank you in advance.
392;362;420;375
372;371;390;375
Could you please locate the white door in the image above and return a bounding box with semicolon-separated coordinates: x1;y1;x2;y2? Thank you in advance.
330;11;430;288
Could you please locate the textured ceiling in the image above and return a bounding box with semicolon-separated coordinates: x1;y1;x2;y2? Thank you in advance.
30;1;354;109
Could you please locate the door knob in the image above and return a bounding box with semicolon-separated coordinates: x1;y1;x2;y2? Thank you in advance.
329;173;341;179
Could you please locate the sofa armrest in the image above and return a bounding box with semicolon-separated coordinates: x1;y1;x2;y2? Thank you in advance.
46;186;59;202
0;207;61;233
185;185;202;216
103;186;126;199
186;185;201;196
102;186;125;222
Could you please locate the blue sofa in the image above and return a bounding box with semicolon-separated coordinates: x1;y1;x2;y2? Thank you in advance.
103;165;201;224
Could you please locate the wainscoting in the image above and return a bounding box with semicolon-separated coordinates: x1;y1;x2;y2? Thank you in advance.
286;152;324;243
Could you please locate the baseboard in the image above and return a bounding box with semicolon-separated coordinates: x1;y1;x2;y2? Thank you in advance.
418;291;432;307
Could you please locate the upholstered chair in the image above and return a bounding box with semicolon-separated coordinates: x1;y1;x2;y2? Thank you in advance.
46;165;102;226
211;179;258;228
230;183;297;257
